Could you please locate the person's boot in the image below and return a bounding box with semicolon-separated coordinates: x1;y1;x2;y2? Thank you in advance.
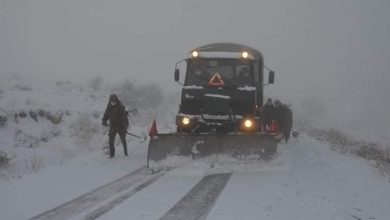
124;146;128;156
120;135;128;156
109;146;115;158
122;142;128;156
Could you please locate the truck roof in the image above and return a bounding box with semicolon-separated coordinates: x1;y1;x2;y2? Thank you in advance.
190;43;263;60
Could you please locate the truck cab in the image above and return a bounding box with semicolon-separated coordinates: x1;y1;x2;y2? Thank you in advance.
174;43;274;134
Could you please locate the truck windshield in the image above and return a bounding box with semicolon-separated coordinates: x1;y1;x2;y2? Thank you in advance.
185;59;254;87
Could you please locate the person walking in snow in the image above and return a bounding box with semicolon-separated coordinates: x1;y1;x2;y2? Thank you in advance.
273;100;284;132
262;98;274;130
274;100;293;142
282;104;293;142
102;94;129;158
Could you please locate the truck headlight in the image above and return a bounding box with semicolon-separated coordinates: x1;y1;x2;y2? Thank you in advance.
244;119;253;128
182;117;190;125
242;51;249;59
192;51;199;58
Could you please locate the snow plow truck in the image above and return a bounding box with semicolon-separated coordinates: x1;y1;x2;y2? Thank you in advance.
147;43;282;171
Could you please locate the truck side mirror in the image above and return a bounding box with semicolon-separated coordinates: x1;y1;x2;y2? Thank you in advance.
174;69;180;82
268;71;275;84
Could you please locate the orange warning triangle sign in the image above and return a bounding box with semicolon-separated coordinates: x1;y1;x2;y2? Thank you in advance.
208;73;225;87
148;119;158;137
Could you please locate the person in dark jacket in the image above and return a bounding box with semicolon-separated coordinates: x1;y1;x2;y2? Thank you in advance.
274;100;293;142
102;94;128;157
262;98;274;130
273;100;284;131
282;105;293;142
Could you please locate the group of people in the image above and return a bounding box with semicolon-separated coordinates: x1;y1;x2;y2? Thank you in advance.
263;98;293;142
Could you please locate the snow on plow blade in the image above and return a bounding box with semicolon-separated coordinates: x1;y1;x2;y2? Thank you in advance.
147;133;280;171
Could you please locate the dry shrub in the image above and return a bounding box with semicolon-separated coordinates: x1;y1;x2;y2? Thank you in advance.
46;111;63;125
0;110;7;127
0;150;10;166
14;83;33;91
25;153;42;173
14;130;40;148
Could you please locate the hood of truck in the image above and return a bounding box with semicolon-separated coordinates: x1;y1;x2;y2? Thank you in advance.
180;86;256;116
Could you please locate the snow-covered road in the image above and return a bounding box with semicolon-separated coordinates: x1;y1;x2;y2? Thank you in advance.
1;134;390;220
29;166;152;220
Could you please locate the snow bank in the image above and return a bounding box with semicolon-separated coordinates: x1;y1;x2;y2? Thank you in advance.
295;120;390;176
0;74;175;181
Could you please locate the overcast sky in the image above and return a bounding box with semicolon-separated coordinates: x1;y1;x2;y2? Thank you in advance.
1;0;389;139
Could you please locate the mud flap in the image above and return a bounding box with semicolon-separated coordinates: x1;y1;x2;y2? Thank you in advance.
147;133;280;171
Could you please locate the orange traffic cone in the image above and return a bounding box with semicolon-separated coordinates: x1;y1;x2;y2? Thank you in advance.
270;120;279;133
148;119;158;138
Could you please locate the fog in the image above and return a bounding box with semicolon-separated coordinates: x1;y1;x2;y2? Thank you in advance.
1;0;389;141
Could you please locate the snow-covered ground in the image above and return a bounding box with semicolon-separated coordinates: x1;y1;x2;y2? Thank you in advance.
1;74;390;220
1;132;389;220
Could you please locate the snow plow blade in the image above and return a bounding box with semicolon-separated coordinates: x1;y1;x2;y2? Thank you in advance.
147;133;281;171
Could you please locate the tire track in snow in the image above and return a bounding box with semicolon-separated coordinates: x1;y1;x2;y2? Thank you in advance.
29;166;152;220
159;173;232;220
82;172;163;220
